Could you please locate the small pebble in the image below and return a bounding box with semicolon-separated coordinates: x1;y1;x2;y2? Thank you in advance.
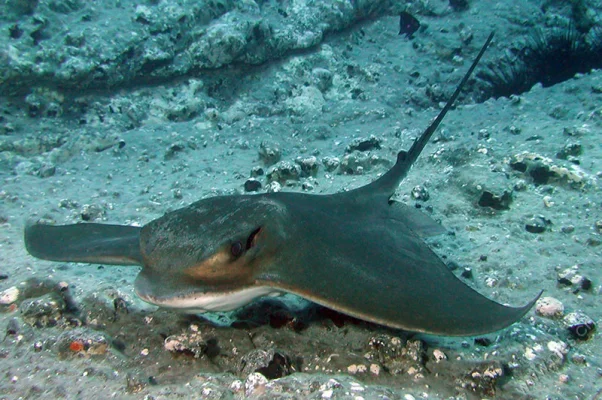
561;225;575;233
461;267;473;279
6;318;19;335
433;349;447;362
485;277;498;287
113;297;128;314
244;179;262;192
525;215;550;233
543;196;554;207
411;185;429;201
250;166;264;177
571;353;587;364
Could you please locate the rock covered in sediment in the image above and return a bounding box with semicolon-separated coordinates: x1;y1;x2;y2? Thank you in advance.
56;328;110;357
535;296;565;319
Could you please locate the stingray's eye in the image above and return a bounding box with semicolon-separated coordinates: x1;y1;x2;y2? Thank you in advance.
231;241;243;257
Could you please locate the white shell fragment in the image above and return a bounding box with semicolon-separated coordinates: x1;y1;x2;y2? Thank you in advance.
0;286;19;305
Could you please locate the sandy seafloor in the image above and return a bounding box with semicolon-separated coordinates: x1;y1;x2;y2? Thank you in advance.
1;0;601;399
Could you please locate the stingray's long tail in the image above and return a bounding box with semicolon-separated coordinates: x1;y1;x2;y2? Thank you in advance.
24;223;143;266
354;32;495;201
403;32;494;169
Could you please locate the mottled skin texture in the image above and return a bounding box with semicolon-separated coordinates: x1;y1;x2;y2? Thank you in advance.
24;33;541;336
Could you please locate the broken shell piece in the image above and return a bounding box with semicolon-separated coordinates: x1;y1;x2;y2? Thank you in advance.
433;349;447;362
0;286;19;305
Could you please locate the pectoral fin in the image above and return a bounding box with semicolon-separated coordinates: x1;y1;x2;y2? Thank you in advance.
24;223;143;266
388;201;447;238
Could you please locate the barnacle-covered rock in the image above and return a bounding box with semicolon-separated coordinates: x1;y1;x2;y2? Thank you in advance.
164;326;208;358
267;161;302;184
345;135;382;153
365;335;426;379
338;152;389;175
563;312;595;340
295;156;319;177
322;156;340;172
459;361;505;397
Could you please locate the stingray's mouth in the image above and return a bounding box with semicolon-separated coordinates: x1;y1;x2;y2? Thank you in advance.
134;282;281;313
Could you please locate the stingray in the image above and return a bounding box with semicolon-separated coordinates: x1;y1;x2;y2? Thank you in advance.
24;33;541;336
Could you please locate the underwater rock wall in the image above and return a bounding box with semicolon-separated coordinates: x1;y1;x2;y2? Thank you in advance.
0;0;393;94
